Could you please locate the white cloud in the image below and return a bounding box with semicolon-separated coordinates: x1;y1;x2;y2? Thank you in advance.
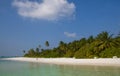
12;0;75;21
64;32;76;38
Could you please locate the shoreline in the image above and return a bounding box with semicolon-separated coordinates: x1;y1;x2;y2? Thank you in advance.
1;57;120;66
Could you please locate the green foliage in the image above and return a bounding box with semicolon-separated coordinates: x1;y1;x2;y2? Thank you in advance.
100;48;120;58
24;31;120;58
95;31;115;49
74;44;94;58
24;49;35;57
87;35;94;44
64;50;74;58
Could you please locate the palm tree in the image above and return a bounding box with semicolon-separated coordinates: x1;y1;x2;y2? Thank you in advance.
87;35;94;44
114;32;120;47
28;49;35;57
36;48;39;53
59;41;68;54
23;50;25;54
59;41;64;46
38;45;41;52
94;31;118;52
45;41;49;47
23;50;26;56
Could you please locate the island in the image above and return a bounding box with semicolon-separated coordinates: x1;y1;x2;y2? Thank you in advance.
1;31;120;67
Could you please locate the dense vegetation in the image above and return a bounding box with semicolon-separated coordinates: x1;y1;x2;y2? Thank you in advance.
24;31;120;58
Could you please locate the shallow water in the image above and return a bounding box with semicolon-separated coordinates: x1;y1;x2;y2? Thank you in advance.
0;59;120;76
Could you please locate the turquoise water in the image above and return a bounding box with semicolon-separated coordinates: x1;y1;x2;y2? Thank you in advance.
0;59;120;76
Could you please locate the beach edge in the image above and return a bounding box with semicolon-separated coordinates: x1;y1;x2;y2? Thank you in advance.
1;57;120;66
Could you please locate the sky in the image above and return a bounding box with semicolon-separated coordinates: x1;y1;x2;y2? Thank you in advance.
0;0;120;56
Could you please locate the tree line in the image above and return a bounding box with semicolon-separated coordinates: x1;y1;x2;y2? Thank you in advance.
23;31;120;58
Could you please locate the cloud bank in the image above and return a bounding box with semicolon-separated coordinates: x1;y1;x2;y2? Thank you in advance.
64;32;76;38
12;0;75;21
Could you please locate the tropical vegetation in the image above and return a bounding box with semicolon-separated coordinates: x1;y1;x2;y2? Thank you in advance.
24;31;120;58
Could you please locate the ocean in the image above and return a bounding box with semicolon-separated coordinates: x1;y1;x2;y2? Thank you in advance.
0;59;120;76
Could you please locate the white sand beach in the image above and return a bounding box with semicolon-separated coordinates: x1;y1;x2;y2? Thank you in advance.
1;57;120;66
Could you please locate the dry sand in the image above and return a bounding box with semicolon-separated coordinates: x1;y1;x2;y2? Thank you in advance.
1;57;120;66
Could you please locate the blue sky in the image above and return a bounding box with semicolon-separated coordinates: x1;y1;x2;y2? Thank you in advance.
0;0;120;56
